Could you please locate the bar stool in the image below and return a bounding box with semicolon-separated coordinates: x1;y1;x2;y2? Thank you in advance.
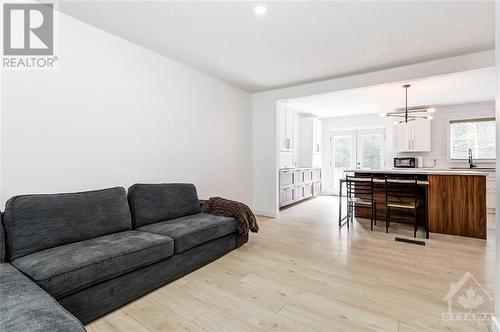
345;175;376;230
384;175;419;237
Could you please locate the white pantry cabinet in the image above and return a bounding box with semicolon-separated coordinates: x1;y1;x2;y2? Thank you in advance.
393;119;431;152
298;117;322;167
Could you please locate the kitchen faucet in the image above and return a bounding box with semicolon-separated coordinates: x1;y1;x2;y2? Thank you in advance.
468;148;477;168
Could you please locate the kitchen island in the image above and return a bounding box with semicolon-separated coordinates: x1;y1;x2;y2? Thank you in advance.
344;169;487;239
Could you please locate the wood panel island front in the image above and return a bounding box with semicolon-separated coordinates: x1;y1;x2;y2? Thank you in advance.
344;169;487;239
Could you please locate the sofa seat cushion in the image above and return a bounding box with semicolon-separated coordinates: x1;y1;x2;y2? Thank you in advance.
0;263;85;332
12;231;174;298
137;213;236;253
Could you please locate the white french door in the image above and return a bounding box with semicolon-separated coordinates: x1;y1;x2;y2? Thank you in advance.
330;128;385;195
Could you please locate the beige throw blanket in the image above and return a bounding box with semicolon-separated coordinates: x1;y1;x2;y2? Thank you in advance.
202;197;259;235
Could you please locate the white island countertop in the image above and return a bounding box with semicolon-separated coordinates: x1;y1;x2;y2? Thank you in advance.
344;168;489;176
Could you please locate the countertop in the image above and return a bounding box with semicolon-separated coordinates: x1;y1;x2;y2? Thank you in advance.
344;168;489;176
280;167;321;171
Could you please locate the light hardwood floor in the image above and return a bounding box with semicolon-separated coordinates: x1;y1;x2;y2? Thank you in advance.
86;196;496;332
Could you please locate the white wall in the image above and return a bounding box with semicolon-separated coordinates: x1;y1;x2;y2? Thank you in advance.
1;11;252;206
253;51;495;217
320;101;495;193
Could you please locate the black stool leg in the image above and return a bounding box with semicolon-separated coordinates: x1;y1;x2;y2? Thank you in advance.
347;203;350;229
370;204;373;231
338;184;343;227
414;209;418;238
386;207;390;233
425;188;429;239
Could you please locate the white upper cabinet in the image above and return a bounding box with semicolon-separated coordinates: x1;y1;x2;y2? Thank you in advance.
279;107;295;152
298;117;322;167
279;108;287;151
411;119;431;151
285;108;295;150
394;122;411;152
393;119;431;152
312;118;321;154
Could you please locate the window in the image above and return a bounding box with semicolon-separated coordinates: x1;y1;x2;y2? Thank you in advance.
449;118;495;160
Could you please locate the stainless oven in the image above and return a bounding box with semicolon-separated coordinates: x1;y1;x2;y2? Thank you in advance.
394;157;416;168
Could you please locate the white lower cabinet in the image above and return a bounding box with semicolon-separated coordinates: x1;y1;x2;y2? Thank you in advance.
312;181;322;196
294;187;304;201
279;167;322;207
279;170;294;187
486;171;496;213
303;170;313;182
279;188;294;207
303;184;313;199
294;170;304;185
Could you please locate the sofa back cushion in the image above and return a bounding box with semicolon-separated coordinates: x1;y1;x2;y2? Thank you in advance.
4;187;131;261
128;183;201;227
0;213;4;263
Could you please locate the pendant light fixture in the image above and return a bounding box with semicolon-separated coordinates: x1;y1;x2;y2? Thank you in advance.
380;84;435;123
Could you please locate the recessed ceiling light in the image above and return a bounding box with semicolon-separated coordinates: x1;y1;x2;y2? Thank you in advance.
254;5;267;16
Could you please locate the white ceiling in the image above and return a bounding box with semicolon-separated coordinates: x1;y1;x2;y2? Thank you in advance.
284;67;496;118
57;1;494;92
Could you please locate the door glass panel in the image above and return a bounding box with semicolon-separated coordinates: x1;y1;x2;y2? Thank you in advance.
334;135;353;168
332;134;354;194
359;133;382;169
330;129;385;195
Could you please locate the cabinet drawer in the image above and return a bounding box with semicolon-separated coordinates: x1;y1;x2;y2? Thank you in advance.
312;181;322;196
294;171;304;185
279;171;294;187
294;186;304;201
303;170;313;182
279;188;294;207
303;184;313;198
312;169;321;181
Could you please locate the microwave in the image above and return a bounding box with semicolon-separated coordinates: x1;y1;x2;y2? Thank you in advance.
394;157;418;168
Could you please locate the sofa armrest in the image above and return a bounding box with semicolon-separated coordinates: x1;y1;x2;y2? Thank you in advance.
0;263;85;332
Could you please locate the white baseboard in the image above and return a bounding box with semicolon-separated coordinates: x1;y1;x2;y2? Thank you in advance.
254;210;277;218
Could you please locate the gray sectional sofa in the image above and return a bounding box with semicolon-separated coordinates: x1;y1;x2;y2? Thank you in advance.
0;183;248;331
